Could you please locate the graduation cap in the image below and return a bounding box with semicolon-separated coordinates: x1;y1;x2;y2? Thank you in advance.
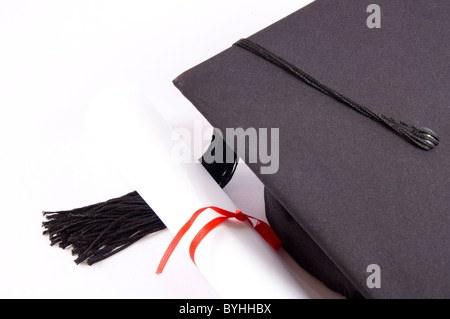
171;0;450;298
43;0;449;299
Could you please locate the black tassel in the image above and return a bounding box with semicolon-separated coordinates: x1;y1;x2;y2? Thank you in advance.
42;191;165;265
234;38;440;151
42;130;238;265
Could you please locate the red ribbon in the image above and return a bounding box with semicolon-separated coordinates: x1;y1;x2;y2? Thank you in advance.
156;206;282;274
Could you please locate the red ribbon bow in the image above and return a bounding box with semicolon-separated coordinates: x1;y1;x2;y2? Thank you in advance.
156;206;282;274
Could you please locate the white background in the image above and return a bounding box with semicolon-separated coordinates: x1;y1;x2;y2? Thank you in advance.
0;0;342;298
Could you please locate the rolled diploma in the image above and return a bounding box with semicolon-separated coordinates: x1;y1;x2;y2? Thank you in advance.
86;83;308;299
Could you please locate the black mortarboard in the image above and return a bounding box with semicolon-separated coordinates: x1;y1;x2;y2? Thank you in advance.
173;0;450;299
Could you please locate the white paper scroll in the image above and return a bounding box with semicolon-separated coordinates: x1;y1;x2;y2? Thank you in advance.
86;83;309;299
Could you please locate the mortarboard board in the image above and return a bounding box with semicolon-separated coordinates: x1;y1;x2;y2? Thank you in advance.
172;0;450;299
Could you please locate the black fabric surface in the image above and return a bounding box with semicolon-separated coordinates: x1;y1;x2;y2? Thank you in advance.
264;188;364;299
173;0;450;298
